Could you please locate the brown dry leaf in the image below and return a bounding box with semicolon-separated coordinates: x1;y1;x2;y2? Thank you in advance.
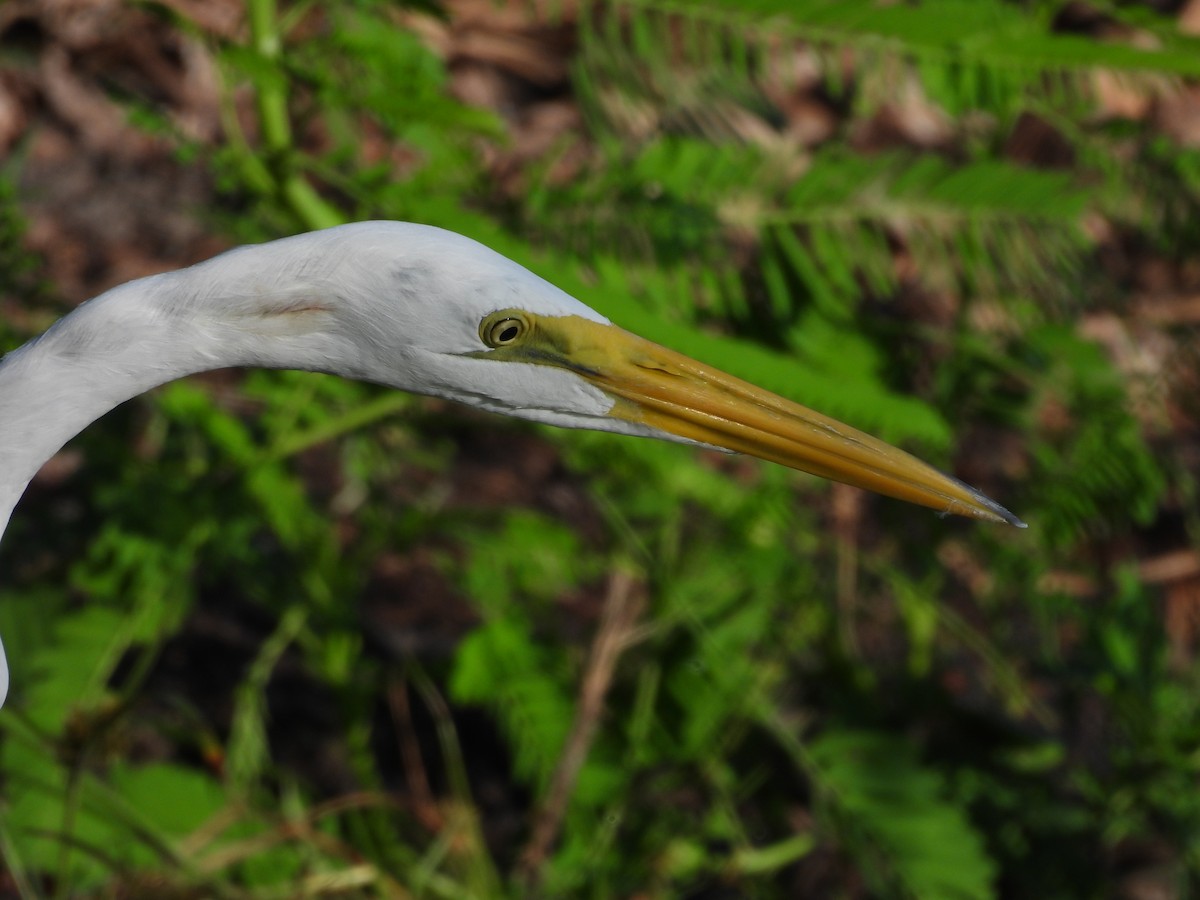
39;46;139;154
1165;575;1200;670
1092;70;1154;121
454;29;570;87
1136;294;1200;326
1141;550;1200;585
1078;313;1174;431
1156;85;1200;148
410;0;576;90
0;74;30;154
1181;0;1200;36
154;0;244;39
937;539;995;597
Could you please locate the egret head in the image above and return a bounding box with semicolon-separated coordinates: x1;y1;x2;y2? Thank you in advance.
0;220;1024;709
280;223;1023;527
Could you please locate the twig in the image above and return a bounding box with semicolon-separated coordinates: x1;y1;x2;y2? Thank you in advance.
387;674;444;832
517;568;644;887
831;482;862;660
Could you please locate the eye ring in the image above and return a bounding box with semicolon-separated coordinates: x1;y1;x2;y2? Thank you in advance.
480;311;530;348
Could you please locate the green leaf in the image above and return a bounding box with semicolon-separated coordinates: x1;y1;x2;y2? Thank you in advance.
109;762;227;839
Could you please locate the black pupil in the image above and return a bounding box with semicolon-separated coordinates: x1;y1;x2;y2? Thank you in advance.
498;324;519;342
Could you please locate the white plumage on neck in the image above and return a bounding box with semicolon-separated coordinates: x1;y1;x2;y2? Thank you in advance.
0;273;207;536
0;221;615;541
0;222;624;706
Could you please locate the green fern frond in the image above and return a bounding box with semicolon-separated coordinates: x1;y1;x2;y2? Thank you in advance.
450;618;576;789
1024;326;1166;547
587;0;1200;115
450;513;592;789
768;151;1093;308
810;728;997;900
528;136;1094;331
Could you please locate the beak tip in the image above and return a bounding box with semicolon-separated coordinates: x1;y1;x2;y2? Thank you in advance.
961;483;1026;528
996;509;1028;529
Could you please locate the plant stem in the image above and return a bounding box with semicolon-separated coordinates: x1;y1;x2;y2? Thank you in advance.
517;568;645;888
245;0;342;231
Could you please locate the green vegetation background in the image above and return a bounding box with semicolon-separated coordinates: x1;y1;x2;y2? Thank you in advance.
1;0;1199;896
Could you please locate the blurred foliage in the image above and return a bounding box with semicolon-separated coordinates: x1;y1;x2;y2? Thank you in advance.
1;0;1199;897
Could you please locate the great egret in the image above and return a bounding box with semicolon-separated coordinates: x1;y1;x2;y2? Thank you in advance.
0;221;1024;706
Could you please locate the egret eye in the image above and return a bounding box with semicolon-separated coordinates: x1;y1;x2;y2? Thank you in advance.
480;312;529;348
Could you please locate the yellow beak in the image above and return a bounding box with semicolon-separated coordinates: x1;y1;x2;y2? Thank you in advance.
485;313;1024;527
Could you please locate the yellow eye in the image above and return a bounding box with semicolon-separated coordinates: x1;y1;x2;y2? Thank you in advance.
481;311;529;348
